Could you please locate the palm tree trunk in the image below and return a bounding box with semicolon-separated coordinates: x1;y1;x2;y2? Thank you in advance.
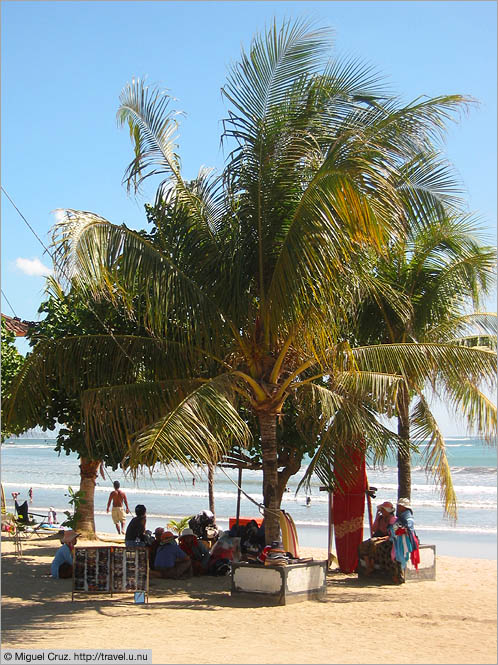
397;384;411;501
258;411;281;544
207;463;215;517
276;448;302;507
76;457;100;538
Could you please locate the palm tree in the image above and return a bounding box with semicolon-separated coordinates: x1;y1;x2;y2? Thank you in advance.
351;210;496;517
5;19;496;543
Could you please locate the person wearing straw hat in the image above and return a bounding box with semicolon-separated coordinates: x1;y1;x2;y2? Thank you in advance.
178;528;209;575
50;530;80;578
150;531;193;579
387;497;420;581
372;501;396;537
358;501;397;576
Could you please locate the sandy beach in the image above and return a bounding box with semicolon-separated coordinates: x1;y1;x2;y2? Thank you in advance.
1;533;496;664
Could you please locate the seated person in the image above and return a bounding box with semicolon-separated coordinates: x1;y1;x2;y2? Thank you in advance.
51;530;79;578
207;531;240;576
358;499;418;584
357;501;396;576
148;527;165;569
124;504;147;547
151;531;193;579
188;510;219;542
388;498;420;580
178;528;209;575
239;519;265;558
372;501;396;537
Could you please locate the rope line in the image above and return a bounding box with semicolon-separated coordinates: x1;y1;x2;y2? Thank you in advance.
1;186;142;367
1;289;18;318
217;465;282;519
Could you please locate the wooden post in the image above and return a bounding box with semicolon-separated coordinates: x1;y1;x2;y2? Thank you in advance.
320;486;335;570
208;463;215;518
328;492;333;562
366;479;374;537
235;467;242;527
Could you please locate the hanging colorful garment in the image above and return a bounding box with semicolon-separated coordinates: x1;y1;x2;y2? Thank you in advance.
410;532;420;570
389;510;419;570
333;450;367;573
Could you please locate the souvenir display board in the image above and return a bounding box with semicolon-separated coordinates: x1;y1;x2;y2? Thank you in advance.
72;546;149;602
112;546;148;593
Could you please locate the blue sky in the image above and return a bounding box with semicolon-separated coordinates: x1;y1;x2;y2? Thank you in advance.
1;1;496;435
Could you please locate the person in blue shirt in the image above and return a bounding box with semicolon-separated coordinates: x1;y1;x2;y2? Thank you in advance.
151;531;193;579
388;497;418;579
51;530;79;578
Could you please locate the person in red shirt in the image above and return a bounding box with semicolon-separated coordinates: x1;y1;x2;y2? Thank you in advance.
178;528;209;575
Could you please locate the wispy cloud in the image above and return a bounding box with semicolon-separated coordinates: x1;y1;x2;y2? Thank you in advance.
15;257;53;277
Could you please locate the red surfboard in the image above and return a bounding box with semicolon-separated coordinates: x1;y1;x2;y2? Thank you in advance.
333;450;366;573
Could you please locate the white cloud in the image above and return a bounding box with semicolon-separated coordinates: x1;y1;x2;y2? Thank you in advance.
15;257;53;277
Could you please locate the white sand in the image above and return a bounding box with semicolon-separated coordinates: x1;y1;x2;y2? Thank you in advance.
1;534;496;664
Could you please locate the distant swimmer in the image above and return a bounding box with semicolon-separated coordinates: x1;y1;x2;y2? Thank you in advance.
28;487;33;503
306;496;311;506
106;481;131;534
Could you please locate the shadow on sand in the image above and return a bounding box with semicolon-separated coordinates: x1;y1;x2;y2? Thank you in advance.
2;543;399;647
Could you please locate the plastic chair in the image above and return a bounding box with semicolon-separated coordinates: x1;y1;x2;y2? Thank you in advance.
15;500;52;538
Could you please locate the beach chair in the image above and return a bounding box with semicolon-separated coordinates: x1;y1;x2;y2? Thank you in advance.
14;500;51;539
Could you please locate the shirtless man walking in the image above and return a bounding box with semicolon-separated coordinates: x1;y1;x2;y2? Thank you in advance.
106;481;130;534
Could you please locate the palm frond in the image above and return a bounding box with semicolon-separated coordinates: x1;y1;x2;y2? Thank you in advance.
395;151;465;220
352;343;497;393
410;394;458;519
129;375;252;471
424;312;498;344
3;334;230;435
51;210;233;349
221;18;333;143
117;78;183;193
439;375;497;444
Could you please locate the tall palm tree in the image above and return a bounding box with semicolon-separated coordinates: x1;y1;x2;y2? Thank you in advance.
5;19;496;542
351;210;496;517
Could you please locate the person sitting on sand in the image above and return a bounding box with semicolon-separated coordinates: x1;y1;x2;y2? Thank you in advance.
51;530;79;578
207;531;240;576
106;481;130;534
178;528;209;575
124;504;147;546
149;527;165;569
150;531;193;579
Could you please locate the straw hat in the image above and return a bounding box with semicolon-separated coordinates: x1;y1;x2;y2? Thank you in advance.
377;501;395;514
397;497;412;510
62;530;80;544
179;528;194;538
160;531;177;542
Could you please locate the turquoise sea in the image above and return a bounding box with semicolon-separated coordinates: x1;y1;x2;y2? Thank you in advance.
2;436;496;559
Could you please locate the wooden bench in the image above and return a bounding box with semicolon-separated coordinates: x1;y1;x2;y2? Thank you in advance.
231;560;327;605
405;544;436;581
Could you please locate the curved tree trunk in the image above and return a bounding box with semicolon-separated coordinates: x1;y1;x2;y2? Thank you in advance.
277;447;302;508
397;384;411;501
207;462;215;518
258;411;281;544
76;457;100;538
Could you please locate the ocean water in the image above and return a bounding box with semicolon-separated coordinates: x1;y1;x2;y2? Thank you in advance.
1;436;496;559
